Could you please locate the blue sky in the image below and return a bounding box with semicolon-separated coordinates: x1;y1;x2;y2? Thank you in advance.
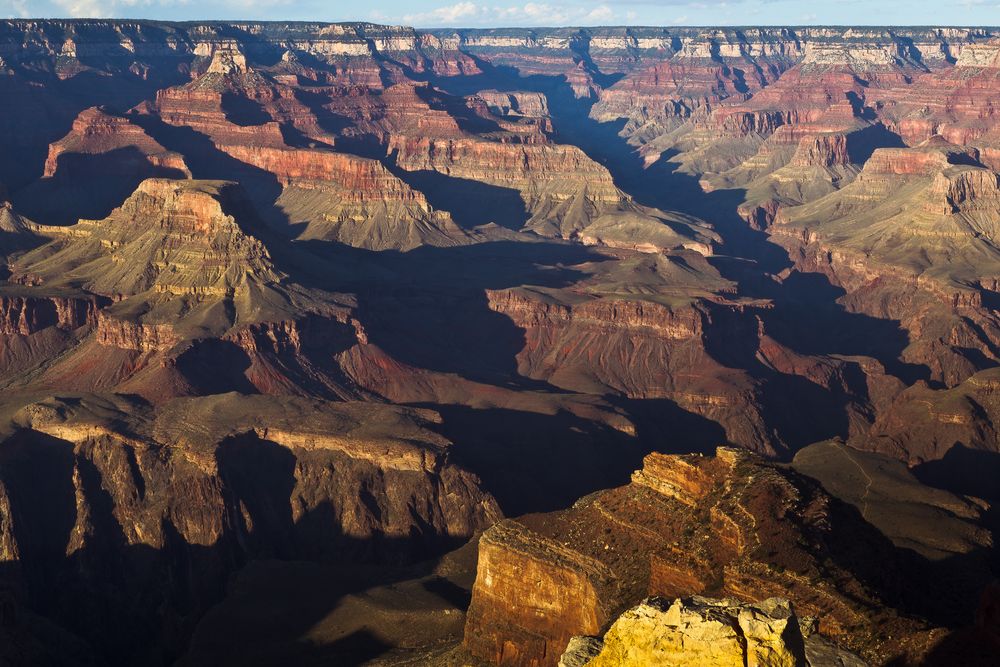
3;0;1000;27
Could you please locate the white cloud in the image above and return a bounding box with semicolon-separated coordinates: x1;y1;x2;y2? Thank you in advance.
402;1;616;27
584;4;613;21
54;0;110;17
6;0;30;17
48;0;291;18
414;0;480;22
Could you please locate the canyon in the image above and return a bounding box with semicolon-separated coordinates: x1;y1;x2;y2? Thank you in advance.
0;19;997;667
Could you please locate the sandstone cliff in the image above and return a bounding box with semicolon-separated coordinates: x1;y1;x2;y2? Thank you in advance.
560;596;867;667
464;447;936;666
0;392;500;664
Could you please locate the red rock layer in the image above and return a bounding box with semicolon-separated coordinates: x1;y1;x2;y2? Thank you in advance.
464;447;935;667
484;288;782;452
0;293;104;335
883;41;1000;146
43;107;189;178
219;144;426;203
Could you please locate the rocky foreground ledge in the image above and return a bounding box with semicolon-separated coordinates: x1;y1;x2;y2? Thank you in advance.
462;447;986;666
559;596;866;667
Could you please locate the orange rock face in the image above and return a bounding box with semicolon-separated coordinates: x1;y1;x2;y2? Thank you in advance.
464;448;937;667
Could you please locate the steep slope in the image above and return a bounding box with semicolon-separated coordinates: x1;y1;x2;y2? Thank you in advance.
867;366;1000;468
775;140;1000;288
0;392;499;665
4;178;364;400
11;107;190;225
0;199;40;253
140;44;471;250
591;28;799;149
766;140;1000;386
882;39;1000;151
318;75;708;248
11;179;311;333
462;447;951;667
0;20;997;667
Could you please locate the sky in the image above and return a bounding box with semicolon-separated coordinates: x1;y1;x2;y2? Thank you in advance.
2;0;1000;28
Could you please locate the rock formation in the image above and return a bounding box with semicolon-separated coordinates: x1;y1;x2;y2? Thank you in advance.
560;596;866;667
0;392;500;664
464;447;943;666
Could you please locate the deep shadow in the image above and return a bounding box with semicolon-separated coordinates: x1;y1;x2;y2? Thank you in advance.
2;38;995;666
220;93;272;127
424;404;648;515
126;112;290;232
313;629;391;664
290;239;610;386
918;626;1000;667
913;445;1000;502
217;433;298;559
415;52;933;404
174;340;258;395
845;122;907;163
0;430;78;595
609;396;728;457
414;84;508;136
421;396;727;516
788;468;998;634
12;147;188;226
0;62;190;191
0;425;482;667
422;576;472;609
292;88;355;136
386;165;530;231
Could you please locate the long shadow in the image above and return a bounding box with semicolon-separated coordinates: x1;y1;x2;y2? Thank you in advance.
416;395;727;516
318;55;918;452
385;165;529;231
515;64;933;426
610;396;729;457
569;88;927;375
221;93;272;127
283;235;736;513
425;404;649;516
413;85;508;135
784;466;998;634
0;62;190;191
0;427;481;666
293;239;610;387
824;495;998;659
311;630;391;665
12;147;188;226
174;340;259;395
912;445;1000;503
0;430;78;597
293;88;354;136
293;81;531;231
126;112;291;232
